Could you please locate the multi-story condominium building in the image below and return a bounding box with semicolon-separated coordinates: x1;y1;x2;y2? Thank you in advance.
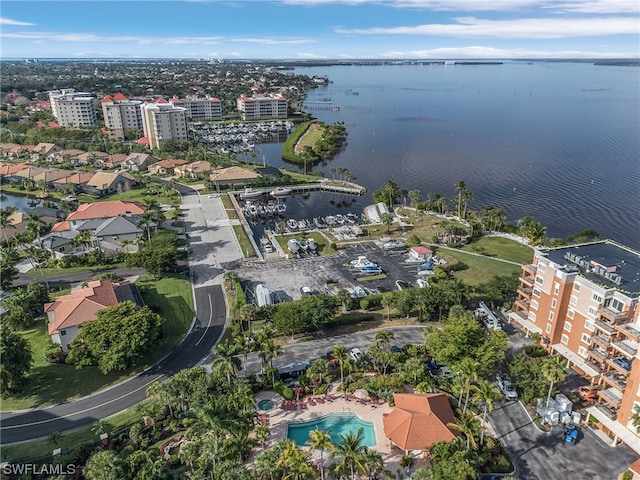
140;99;188;150
101;93;143;139
169;96;222;121
237;94;287;120
48;89;97;129
510;240;640;452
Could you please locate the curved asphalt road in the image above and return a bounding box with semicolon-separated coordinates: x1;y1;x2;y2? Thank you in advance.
0;182;231;444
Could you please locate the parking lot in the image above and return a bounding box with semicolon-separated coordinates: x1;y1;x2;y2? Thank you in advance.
237;241;433;304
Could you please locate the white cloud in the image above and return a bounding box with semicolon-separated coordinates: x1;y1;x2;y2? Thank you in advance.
0;17;34;26
295;52;329;58
378;45;637;58
230;37;315;45
336;17;640;38
547;1;639;14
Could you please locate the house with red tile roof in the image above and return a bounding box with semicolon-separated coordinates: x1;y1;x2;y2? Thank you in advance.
409;245;434;262
52;172;95;190
0;162;29;181
95;153;128;169
147;158;188;175
83;171;136;196
122;153;159;172
383;393;459;453
45;278;143;351
65;200;145;229
174;160;212;179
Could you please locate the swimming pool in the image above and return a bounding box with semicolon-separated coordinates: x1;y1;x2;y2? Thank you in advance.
286;413;376;447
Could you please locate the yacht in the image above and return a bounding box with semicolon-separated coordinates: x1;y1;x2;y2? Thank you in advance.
255;284;273;307
307;238;317;253
240;188;263;200
287;238;300;254
286;219;298;231
271;187;292;198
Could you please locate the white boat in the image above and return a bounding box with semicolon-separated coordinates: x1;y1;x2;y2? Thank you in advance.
345;213;358;224
299;239;308;251
271;187;292;197
416;278;429;288
335;214;345;225
287;219;298;231
287;239;300;254
240;188;264;200
350;256;376;268
307;238;317;252
276;204;287;215
255;284;273;307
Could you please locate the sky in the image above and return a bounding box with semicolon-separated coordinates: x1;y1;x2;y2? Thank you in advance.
1;0;639;60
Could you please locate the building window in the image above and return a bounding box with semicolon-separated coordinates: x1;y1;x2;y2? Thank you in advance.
554;284;560;295
548;312;554;321
570;296;577;306
533;288;541;297
585;320;595;332
528;312;537;322
535;276;543;285
538;263;546;273
567;309;575;319
551;299;557;308
531;300;539;310
546;324;552;334
592;293;603;303
564;321;571;332
561;334;569;345
60;330;66;336
581;333;591;345
574;284;581;292
578;346;588;358
588;306;598;317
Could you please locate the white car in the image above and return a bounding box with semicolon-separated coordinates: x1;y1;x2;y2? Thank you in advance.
349;347;364;361
497;374;518;400
207;194;219;198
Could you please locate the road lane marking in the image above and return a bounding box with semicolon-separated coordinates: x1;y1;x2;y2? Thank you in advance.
1;377;162;430
195;293;213;347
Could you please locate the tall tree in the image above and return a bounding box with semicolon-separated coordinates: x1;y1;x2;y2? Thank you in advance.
447;409;479;450
330;344;349;389
83;450;126;480
332;428;367;480
454;180;467;218
542;355;568;409
0;323;32;397
306;428;334;480
212;340;241;388
472;378;501;445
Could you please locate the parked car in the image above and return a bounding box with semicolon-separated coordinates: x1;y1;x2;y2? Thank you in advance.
578;385;600;401
300;286;313;296
497;374;518;400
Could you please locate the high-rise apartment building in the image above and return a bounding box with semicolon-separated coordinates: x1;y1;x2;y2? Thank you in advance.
140;99;188;150
510;240;640;452
237;94;288;120
169;96;222;121
48;89;97;129
101;93;143;139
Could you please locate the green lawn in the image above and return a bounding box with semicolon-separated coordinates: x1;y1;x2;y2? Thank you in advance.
0;406;142;464
36;262;127;275
1;277;193;411
297;122;325;148
438;248;522;286
462;236;534;264
233;225;257;258
107;185;180;205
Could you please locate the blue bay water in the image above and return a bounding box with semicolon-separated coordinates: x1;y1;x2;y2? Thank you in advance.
258;61;640;249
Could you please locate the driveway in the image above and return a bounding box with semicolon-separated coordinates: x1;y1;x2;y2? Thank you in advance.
489;399;637;479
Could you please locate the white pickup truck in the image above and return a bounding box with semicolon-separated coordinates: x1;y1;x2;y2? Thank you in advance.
497;374;518;400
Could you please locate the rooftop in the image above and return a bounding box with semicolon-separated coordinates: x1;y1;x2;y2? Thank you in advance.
541;240;640;296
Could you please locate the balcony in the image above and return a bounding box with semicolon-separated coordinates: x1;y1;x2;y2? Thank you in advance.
610;341;637;358
587;348;606;363
616;323;640;341
517;286;533;297
592;402;618;421
601;371;627;392
598;388;622;408
598;306;631;324
606;356;632;375
594;320;616;335
515;298;531;312
522;264;537;276
592;334;611;349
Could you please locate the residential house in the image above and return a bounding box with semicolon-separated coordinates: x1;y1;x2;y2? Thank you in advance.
0;162;29;183
94;216;143;252
52;172;95;191
40;231;86;259
83;171;136;196
147;158;188;175
31;143;63;162
121;153;159;172
31;168;71;185
64;200;145;230
254;166;283;180
210;165;261;187
409;245;434;262
174;160;212;179
54;148;86;164
75;151;109;166
45;278;143;351
95;153;127;170
0;211;57;239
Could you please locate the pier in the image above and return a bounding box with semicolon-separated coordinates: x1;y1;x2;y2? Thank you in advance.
230;180;367;198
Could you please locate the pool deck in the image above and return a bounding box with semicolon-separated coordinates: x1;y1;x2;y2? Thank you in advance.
254;389;431;472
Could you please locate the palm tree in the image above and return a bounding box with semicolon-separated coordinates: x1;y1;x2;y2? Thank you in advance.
238;303;256;332
381;293;393;320
137;210;156;242
458;357;480;413
307;358;330;390
448;409;479;450
212;341;241;388
381;213;394;233
91;419;108;438
374;330;393;351
331;345;349;388
630;405;640;431
336;288;352;313
306;428;334;480
83;450;126;480
362;448;385;480
0;206;17;243
454;180;467;218
259;337;282;385
332;428;367;480
542;355;568;409
277;440;314;480
525;220;547;246
472;378;500;445
47;431;62;447
255;422;271;448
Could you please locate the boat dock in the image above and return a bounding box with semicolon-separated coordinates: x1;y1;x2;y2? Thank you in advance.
230;180;367;198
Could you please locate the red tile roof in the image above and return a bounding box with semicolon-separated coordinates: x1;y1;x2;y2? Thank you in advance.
51;221;71;232
66;200;145;222
411;246;433;255
113;93;128;101
156;98;168;104
45;279;120;334
383;393;459;451
136;137;150;145
102;95;113;103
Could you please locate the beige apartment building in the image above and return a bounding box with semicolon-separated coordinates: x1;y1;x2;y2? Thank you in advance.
48;89;97;129
169;96;222;120
140;99;188;150
510;240;640;452
101;93;143;139
237;94;287;120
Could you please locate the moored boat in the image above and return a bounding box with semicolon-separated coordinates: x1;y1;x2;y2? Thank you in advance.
271;187;292;197
286;218;298;231
240;188;264;200
287;239;300;254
